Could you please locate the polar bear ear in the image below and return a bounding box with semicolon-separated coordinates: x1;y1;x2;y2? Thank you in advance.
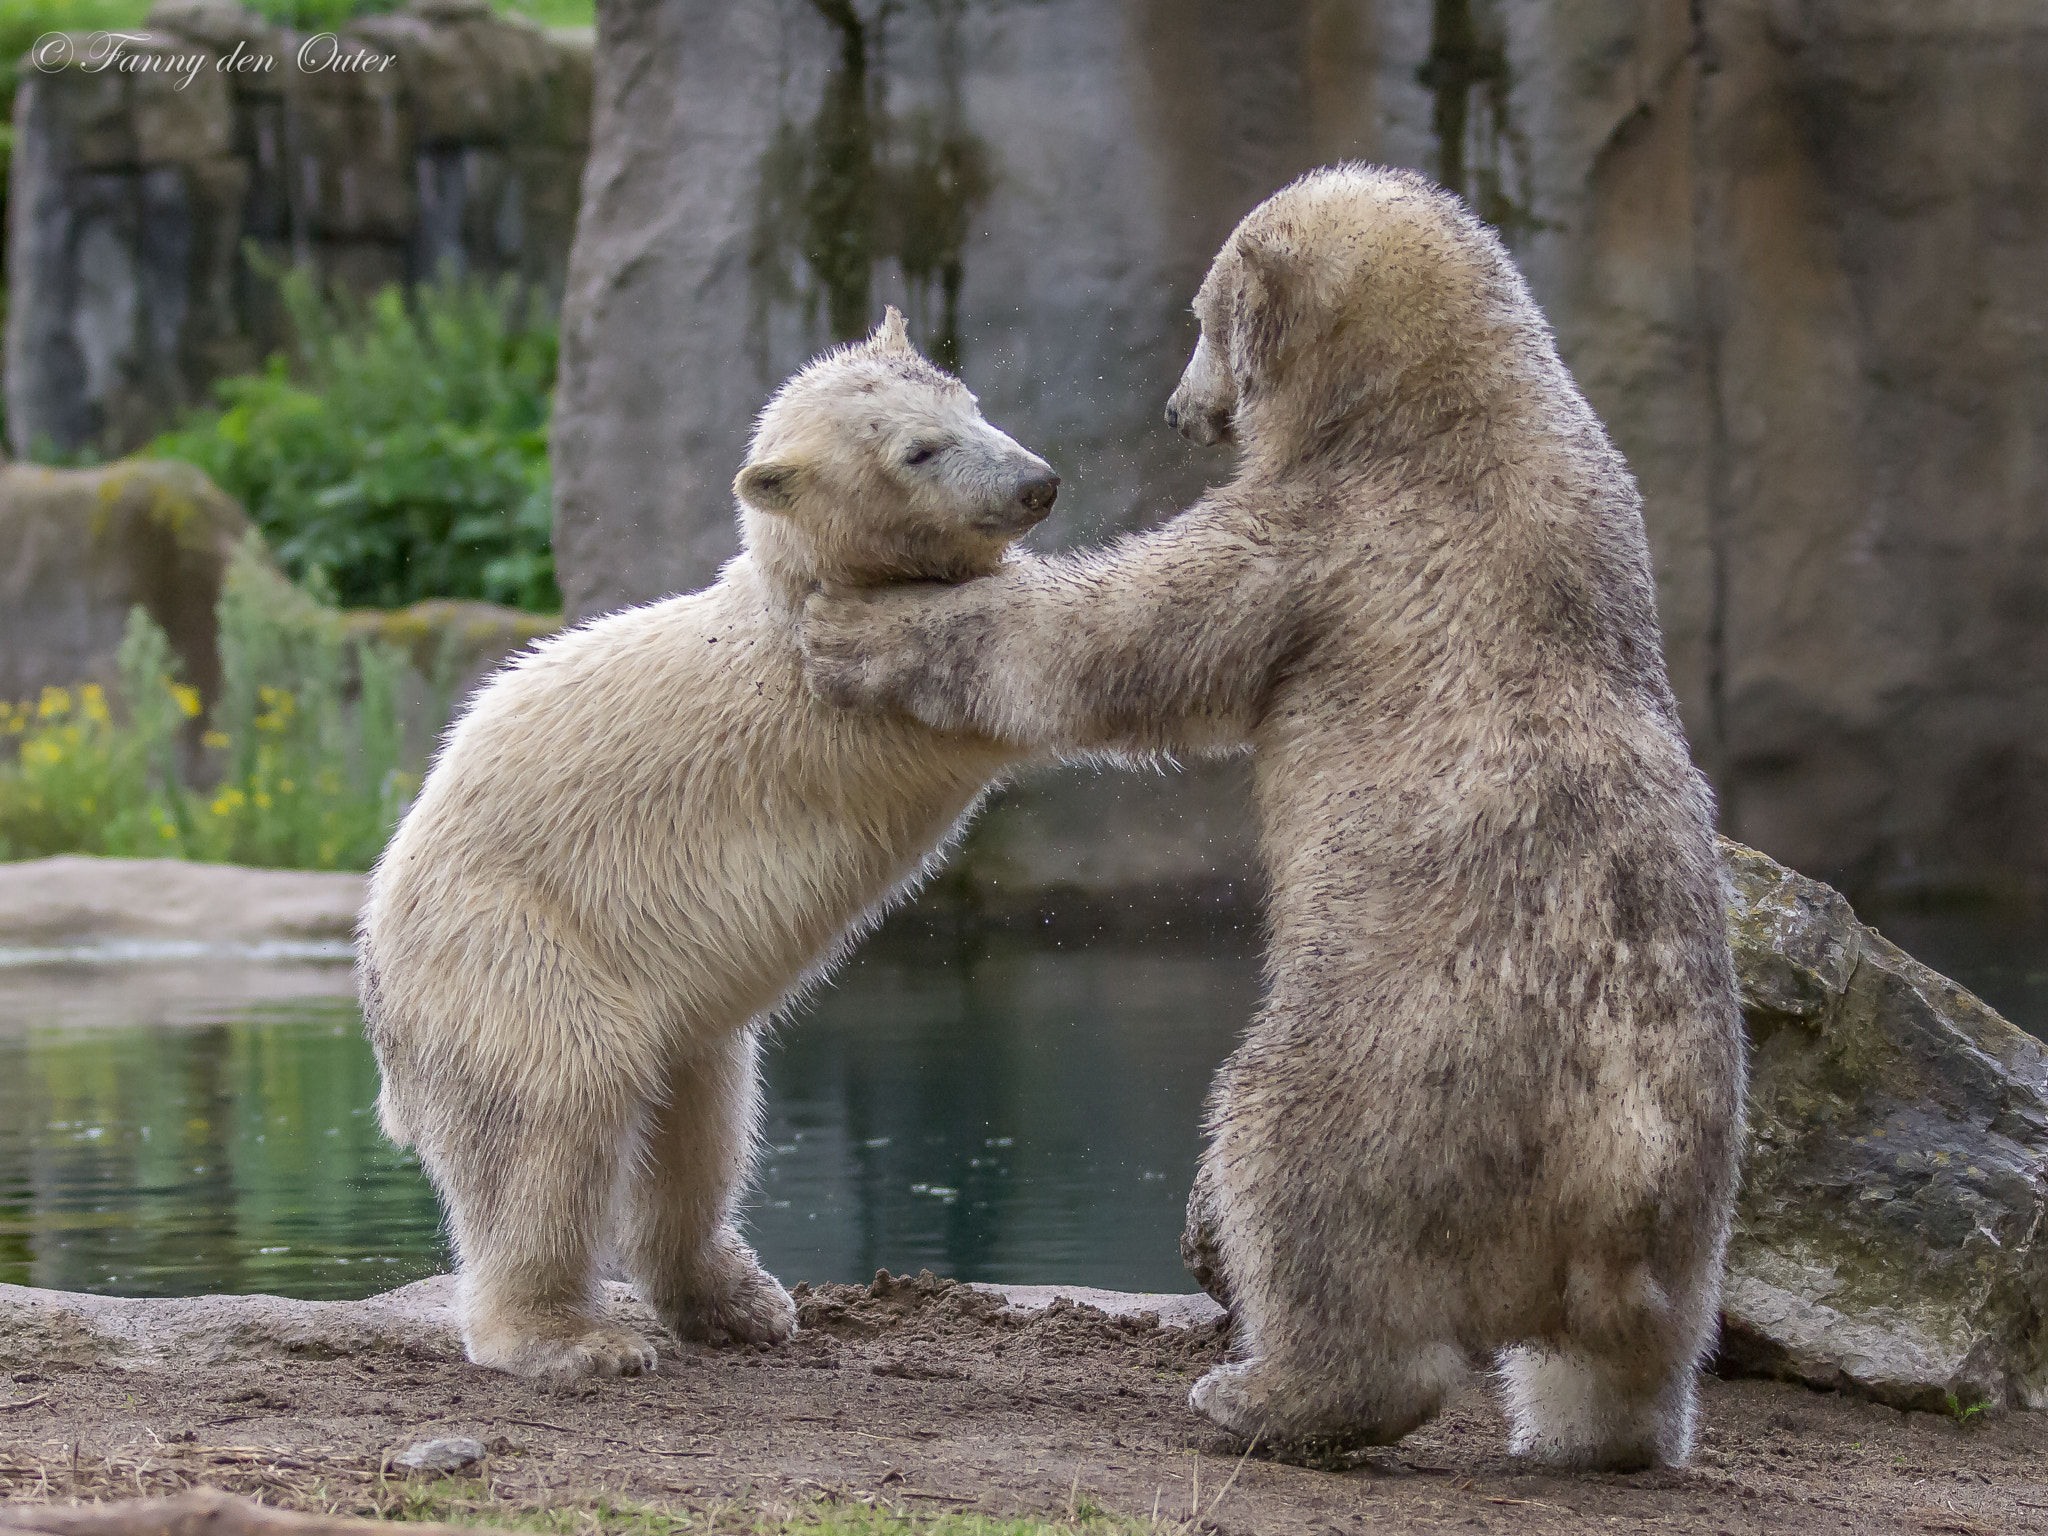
1230;234;1305;389
870;306;913;355
736;461;806;514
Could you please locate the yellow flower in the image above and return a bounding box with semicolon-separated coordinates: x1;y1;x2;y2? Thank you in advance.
278;778;296;795
80;684;110;723
202;731;230;750
169;683;202;719
210;787;247;816
253;791;272;809
37;686;71;719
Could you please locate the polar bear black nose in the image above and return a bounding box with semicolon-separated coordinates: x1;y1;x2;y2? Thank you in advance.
1016;474;1059;514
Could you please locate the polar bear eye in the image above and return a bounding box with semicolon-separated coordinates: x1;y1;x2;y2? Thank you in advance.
903;443;943;467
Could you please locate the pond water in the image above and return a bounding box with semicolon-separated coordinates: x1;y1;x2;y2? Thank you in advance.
0;925;1258;1300
2;902;2041;1304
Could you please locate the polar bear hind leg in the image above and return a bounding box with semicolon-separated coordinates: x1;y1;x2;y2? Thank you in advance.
619;1025;796;1346
1497;1255;1715;1469
405;940;664;1380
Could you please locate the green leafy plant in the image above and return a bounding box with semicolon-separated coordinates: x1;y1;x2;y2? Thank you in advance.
1944;1390;1989;1423
149;259;560;612
0;544;422;870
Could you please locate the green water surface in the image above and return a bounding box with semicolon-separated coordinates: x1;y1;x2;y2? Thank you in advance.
4;902;2040;1303
0;930;1258;1299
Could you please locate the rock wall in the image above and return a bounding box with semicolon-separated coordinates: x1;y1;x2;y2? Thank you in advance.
551;0;2048;903
4;0;590;460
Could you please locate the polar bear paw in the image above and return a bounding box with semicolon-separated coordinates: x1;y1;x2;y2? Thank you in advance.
1190;1361;1274;1439
675;1263;798;1346
466;1320;660;1382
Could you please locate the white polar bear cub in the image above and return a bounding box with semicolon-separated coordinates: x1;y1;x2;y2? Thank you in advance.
358;310;1055;1380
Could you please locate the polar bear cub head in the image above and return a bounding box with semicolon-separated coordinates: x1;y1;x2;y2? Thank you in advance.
735;308;1058;591
1165;163;1535;454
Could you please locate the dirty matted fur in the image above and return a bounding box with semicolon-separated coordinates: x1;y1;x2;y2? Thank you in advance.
800;168;1745;1468
358;311;1055;1381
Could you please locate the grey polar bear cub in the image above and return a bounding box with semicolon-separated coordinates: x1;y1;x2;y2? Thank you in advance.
801;167;1746;1467
357;309;1056;1380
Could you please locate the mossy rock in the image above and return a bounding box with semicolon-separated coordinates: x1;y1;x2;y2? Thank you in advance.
1720;839;2048;1413
0;459;253;710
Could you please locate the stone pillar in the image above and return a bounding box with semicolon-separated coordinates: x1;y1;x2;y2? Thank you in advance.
5;26;248;456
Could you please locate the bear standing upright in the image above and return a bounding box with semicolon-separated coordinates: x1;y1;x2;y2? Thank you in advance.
800;167;1745;1468
358;311;1057;1381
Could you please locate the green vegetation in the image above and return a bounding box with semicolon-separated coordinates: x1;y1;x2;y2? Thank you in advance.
0;544;422;870
150;262;561;612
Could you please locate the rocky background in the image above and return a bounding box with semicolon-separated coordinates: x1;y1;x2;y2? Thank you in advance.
549;0;2048;906
6;0;2045;907
3;0;589;460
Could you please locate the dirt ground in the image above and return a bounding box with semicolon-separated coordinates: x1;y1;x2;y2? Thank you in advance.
2;1272;2042;1535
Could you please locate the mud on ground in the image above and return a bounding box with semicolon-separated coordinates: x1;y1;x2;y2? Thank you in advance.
2;1272;2042;1535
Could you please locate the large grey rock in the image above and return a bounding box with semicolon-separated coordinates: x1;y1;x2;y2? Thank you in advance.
0;855;363;945
1546;0;2048;903
4;1;592;459
551;0;2048;904
0;1274;473;1369
0;856;364;1022
0;454;553;752
0;859;365;1026
1719;840;2048;1412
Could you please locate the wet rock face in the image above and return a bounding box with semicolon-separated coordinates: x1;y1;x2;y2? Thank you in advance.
3;0;590;460
1721;840;2048;1413
552;0;2048;904
1181;840;2048;1414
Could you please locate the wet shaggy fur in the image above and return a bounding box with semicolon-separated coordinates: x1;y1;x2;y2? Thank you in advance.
358;311;1055;1381
801;168;1746;1468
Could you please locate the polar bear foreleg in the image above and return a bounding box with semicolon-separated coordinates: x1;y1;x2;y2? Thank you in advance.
619;1026;796;1346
